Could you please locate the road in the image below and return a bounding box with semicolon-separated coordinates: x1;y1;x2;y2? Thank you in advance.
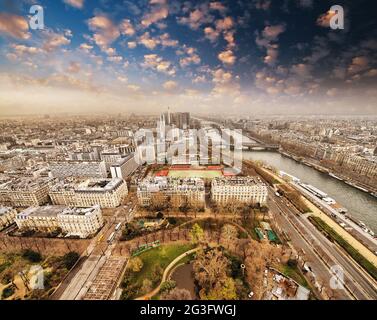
57;202;136;300
293;182;377;253
269;189;377;300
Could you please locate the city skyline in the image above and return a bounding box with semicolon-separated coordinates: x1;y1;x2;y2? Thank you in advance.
1;0;377;116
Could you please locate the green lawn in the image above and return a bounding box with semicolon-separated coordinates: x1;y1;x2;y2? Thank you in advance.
279;264;309;288
122;243;194;299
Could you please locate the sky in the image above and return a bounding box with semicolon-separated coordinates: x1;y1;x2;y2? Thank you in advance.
0;0;376;116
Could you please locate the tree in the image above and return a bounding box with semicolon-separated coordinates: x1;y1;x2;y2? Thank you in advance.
141;278;153;294
189;223;204;244
202;277;237;300
160;280;176;293
193;247;229;290
22;249;42;263
160;288;192;300
62;251;80;269
129;257;143;273
221;224;238;241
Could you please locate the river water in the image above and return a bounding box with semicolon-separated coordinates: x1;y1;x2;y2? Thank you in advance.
241;150;377;233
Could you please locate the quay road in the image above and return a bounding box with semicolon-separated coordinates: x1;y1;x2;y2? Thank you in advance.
269;189;377;300
292;182;377;253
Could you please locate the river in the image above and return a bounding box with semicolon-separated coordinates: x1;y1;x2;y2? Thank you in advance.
241;150;377;233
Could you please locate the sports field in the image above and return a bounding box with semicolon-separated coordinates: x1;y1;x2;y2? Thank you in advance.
168;169;222;179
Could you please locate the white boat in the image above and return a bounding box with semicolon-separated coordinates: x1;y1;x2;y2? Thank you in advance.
329;172;343;181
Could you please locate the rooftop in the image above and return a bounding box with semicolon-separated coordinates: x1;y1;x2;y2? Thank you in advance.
212;176;266;186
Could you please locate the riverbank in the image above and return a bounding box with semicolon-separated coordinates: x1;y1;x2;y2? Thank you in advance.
258;165;377;269
242;150;377;234
279;150;377;197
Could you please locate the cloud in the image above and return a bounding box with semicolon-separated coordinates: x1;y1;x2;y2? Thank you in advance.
120;19;135;36
256;24;286;65
365;69;377;77
262;24;286;40
159;33;179;47
253;0;271;10
10;44;43;56
127;84;140;92
179;46;201;67
296;0;313;8
347;56;369;75
67;61;81;73
88;15;120;50
178;5;214;30
139;32;159;49
218;50;236;65
210;2;227;13
141;1;169;28
79;43;93;52
0;13;30;39
107;55;123;63
142;54;176;76
317;10;336;28
212;69;232;84
43;30;71;52
127;41;137;49
204;27;220;42
326;88;339;97
63;0;84;9
215;17;234;31
163;80;178;91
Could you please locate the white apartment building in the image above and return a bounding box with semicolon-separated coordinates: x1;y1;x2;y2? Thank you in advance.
0;177;51;207
57;206;103;238
0;207;17;230
211;176;268;206
101;150;123;171
110;153;139;180
49;178;128;208
49;160;107;178
137;177;205;207
15;205;103;238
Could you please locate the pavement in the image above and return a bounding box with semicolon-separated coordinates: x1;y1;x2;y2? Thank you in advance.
293;182;377;259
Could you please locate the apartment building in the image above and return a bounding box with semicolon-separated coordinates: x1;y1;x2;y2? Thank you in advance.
0;177;51;207
57;206;104;238
49;160;107;178
211;176;268;205
0;207;17;230
49;178;128;208
15;205;103;238
110;153;139;180
137;177;205;207
101;150;123;171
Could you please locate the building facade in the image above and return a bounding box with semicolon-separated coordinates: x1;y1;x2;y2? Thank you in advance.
0;207;17;230
15;205;103;238
0;177;51;207
49;160;107;178
137;177;205;207
110;153;139;180
49;178;128;208
211;176;268;205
